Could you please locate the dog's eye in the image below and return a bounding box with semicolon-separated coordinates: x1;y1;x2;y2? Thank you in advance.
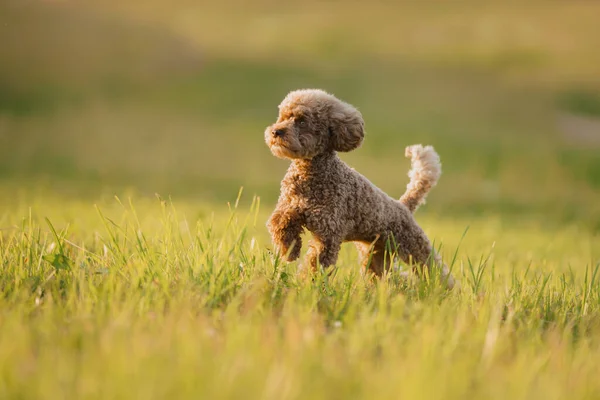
297;119;306;127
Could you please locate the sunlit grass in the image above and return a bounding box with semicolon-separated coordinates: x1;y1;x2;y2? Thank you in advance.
1;2;600;396
1;192;599;399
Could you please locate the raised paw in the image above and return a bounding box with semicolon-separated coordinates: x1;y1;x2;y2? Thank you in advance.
285;239;302;262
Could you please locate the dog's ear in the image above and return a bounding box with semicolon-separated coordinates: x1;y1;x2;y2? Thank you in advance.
329;100;365;152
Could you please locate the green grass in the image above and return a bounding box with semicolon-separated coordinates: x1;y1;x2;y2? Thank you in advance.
2;1;600;398
1;191;599;399
558;89;600;118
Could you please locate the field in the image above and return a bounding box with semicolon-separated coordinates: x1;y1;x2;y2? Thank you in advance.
1;1;600;398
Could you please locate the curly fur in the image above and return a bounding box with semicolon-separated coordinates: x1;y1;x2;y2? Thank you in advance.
265;89;455;288
401;144;442;213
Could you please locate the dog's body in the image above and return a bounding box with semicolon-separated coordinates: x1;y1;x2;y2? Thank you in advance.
265;89;454;287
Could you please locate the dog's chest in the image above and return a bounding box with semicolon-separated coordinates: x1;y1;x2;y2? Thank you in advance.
282;172;341;208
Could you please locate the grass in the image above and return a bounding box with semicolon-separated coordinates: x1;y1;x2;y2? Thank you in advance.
1;191;599;399
2;0;600;398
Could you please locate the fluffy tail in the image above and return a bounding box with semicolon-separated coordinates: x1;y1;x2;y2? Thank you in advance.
399;144;441;213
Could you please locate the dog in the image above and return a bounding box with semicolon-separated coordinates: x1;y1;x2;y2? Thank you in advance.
264;89;455;288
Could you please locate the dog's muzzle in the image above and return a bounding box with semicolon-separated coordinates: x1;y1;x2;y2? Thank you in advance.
272;128;285;138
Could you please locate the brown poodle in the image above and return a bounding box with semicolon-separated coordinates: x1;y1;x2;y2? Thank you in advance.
264;89;455;288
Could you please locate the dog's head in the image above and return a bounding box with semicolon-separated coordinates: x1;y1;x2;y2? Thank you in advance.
265;89;365;160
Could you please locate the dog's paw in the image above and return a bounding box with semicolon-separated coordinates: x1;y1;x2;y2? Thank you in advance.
286;244;302;262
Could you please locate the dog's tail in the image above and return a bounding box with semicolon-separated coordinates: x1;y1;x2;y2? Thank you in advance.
399;144;441;213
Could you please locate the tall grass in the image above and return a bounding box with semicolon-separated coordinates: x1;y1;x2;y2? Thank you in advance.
1;192;599;399
1;2;600;397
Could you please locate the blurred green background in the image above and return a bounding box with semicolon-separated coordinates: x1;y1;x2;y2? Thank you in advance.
1;0;600;229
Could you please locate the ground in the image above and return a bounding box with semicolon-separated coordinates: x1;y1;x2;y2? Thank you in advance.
0;1;599;399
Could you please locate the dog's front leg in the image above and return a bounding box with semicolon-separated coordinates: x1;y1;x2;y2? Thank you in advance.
267;208;304;261
307;236;342;272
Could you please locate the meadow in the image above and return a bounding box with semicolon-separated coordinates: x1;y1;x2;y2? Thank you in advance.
1;1;600;398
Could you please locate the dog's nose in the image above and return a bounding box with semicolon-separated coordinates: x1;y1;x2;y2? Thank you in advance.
272;128;285;138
